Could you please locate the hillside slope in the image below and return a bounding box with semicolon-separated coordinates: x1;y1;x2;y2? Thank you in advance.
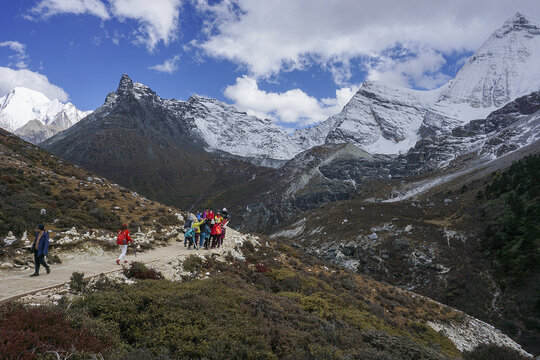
40;75;268;211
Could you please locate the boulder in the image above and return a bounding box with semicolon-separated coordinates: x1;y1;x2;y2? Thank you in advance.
393;239;411;251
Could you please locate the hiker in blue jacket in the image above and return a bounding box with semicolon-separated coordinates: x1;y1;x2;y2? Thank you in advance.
30;224;50;277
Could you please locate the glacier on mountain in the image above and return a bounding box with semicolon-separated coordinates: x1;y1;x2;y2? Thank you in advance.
0;87;91;144
296;13;540;156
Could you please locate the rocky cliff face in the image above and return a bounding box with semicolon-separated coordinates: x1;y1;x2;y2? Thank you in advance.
229;89;540;233
41;74;266;210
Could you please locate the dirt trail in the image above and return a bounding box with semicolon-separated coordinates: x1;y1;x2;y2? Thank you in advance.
0;236;235;303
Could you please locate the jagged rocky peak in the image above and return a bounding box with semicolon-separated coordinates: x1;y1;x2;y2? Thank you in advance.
116;73;134;95
499;12;540;34
115;73;156;100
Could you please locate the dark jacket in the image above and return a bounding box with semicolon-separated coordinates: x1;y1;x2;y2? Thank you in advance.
33;231;50;256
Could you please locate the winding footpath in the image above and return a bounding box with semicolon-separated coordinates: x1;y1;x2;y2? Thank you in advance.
0;236;235;303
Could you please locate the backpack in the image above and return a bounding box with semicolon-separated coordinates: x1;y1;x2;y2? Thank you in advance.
184;219;193;229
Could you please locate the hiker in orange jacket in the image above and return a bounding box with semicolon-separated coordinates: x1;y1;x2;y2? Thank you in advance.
116;223;132;265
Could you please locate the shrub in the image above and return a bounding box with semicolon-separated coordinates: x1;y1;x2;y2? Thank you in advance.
123;261;163;280
0;303;109;359
463;344;529;360
182;255;204;273
70;271;88;293
255;262;270;274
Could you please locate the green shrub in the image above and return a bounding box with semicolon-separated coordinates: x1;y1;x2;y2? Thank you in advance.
123;262;163;280
182;255;204;273
70;271;88;293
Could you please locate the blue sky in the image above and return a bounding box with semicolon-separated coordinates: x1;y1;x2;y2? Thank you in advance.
1;0;539;129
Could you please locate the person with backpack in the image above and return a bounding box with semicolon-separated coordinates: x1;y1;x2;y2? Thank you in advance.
200;220;211;248
184;227;196;249
183;217;193;236
116;224;132;265
30;224;50;277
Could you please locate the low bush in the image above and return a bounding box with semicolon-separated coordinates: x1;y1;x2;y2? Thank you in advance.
0;303;109;359
123;261;163;280
463;344;530;360
182;255;204;273
70;271;88;293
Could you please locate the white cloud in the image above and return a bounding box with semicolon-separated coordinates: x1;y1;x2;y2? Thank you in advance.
28;0;110;19
195;0;540;85
0;41;29;69
224;76;356;126
149;55;180;74
367;48;451;90
0;67;69;101
109;0;181;51
27;0;181;51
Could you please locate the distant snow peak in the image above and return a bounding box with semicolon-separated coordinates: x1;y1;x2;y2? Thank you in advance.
296;12;540;156
0;87;91;144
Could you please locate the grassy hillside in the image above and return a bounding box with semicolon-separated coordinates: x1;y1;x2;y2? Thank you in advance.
0;128;181;238
0;240;495;359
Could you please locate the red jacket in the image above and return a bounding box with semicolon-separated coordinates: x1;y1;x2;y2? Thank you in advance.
210;222;222;235
206;211;214;220
116;230;132;245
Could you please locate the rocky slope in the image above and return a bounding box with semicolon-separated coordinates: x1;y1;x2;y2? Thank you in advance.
269;151;540;355
0;87;91;144
212;89;539;234
41;75;269;210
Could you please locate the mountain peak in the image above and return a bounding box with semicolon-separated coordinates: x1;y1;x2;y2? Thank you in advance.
117;73;134;95
498;12;540;35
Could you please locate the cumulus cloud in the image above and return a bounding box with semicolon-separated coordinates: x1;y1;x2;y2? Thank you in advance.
0;67;69;101
195;0;540;85
149;55;180;73
0;41;29;69
367;48;451;90
27;0;181;51
224;76;356;126
28;0;110;19
109;0;181;51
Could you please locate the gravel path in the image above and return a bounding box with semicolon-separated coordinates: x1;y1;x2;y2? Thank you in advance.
0;235;236;303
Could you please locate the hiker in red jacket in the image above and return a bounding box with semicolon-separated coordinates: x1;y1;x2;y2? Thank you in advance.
210;218;222;249
116;223;132;265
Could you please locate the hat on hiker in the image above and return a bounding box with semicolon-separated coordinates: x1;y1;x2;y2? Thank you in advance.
37;224;44;231
223;208;227;212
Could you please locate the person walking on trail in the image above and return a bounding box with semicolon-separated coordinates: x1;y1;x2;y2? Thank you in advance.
30;224;50;277
116;224;132;265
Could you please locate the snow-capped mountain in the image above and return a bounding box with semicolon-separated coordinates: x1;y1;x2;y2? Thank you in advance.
0;87;91;143
292;12;540;156
176;95;303;160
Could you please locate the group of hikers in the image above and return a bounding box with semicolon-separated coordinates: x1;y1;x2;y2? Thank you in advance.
27;207;230;276
113;207;230;264
182;208;230;250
